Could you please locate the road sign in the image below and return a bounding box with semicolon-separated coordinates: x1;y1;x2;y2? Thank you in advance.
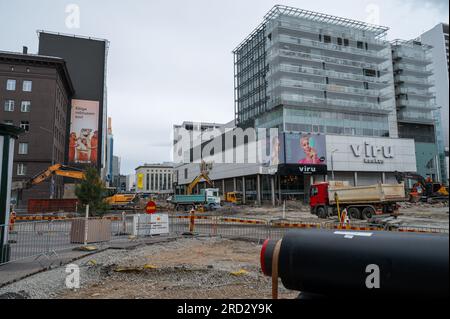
145;200;157;214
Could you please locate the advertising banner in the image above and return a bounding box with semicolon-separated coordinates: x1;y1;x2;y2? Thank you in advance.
278;133;327;175
68;99;99;165
137;173;144;190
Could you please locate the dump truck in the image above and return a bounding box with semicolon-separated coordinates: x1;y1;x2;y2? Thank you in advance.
309;181;407;220
170;188;221;211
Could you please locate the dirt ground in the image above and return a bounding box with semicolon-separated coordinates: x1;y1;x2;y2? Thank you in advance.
58;237;298;299
159;199;449;229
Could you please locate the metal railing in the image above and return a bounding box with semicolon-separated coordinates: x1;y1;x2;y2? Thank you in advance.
1;213;448;266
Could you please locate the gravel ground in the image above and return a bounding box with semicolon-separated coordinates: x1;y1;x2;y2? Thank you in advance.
188;201;449;229
0;237;298;299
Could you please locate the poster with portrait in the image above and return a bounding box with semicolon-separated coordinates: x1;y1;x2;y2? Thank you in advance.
68;99;99;165
278;133;327;175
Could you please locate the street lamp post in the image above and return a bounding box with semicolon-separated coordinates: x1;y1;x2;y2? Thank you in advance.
331;149;338;181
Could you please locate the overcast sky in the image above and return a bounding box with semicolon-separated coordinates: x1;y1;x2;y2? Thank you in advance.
0;0;448;174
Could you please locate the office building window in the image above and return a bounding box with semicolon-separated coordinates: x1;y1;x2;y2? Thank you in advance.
146;174;150;191
17;163;27;176
357;41;364;49
22;80;32;92
20;121;30;132
6;79;16;91
324;35;331;43
337;37;342;45
21;101;31;112
4;100;14;112
18;143;28;155
184;168;188;179
344;39;349;46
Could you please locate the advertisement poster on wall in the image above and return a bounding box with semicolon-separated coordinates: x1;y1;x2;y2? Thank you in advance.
278;133;327;175
68;99;99;165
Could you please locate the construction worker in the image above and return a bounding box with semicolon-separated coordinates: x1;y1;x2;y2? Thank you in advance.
189;207;195;233
9;211;16;232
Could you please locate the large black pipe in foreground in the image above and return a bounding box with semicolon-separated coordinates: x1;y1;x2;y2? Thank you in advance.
261;229;449;299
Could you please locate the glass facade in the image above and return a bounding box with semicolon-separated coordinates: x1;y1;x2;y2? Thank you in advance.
392;39;446;182
234;6;398;139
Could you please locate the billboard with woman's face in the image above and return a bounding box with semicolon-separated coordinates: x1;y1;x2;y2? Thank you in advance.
274;133;327;175
284;133;327;165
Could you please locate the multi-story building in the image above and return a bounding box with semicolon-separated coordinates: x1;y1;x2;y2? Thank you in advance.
0;49;74;206
420;23;449;182
234;5;398;139
135;163;174;197
391;39;443;181
174;6;420;204
38;31;109;178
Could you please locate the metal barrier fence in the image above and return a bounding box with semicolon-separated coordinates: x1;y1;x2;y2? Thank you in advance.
1;213;448;266
0;217;134;266
168;214;450;242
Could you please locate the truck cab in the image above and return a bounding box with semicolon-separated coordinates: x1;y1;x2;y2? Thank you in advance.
309;182;329;211
204;188;221;206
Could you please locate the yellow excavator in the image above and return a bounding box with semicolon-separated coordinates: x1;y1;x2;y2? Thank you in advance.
183;160;214;195
12;163;85;191
186;171;213;195
12;164;141;209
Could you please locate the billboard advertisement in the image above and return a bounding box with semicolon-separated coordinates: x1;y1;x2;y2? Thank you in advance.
69;99;99;165
137;173;144;190
277;133;327;175
38;32;107;171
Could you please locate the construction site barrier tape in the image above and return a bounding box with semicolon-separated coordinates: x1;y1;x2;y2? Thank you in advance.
272;222;321;229
220;218;266;225
14;216;122;221
175;215;210;220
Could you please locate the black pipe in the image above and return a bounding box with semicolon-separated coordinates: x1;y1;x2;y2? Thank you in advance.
261;229;449;298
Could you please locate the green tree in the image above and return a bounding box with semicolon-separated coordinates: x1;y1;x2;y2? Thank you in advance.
75;167;110;216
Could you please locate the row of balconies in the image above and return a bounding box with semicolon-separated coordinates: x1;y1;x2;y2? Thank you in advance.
266;18;388;48
395;87;434;98
395;75;435;86
275;34;390;60
393;62;433;75
396;98;436;110
270;63;392;86
269;48;381;71
272;93;392;113
270;78;391;99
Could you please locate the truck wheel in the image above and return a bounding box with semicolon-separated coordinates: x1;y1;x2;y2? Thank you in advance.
317;206;327;219
348;207;361;220
362;207;375;220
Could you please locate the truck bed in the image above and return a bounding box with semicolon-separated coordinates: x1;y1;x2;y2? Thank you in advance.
172;194;206;204
328;183;406;204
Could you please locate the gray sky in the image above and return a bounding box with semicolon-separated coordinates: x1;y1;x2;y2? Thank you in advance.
0;0;448;174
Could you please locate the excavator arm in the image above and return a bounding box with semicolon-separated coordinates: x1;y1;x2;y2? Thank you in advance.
12;163;85;191
186;172;213;195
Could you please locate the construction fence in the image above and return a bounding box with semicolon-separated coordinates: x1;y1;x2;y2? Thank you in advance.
0;213;448;266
